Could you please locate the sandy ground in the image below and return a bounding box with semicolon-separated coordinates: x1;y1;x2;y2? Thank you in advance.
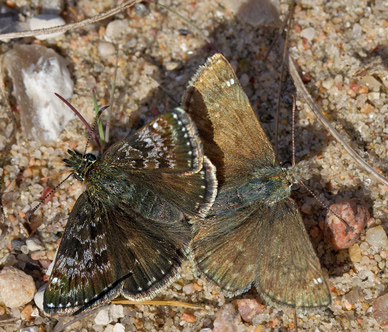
1;0;388;331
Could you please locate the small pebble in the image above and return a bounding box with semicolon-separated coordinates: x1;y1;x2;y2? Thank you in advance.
213;304;241;332
26;238;45;252
366;226;388;248
41;0;64;15
94;308;112;325
324;199;369;249
348;244;362;263
11;239;25;251
165;61;180;71
38;259;52;269
180;312;196;323
134;3;149;17
343;288;360;305
29;14;65;40
109;305;124;321
21;304;33;319
236;299;264;323
98;42;116;58
20;327;38;332
373;292;388;326
182;283;196;295
30;251;46;261
112;323;125;332
0;266;36;308
300;27;316;41
105;20;129;42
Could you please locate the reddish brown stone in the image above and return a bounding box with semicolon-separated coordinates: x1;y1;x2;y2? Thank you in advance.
236;299;265;323
324;198;369;249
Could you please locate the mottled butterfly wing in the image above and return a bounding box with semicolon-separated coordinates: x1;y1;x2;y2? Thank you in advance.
256;199;330;308
103;108;217;218
44;192;193;315
182;54;276;185
104;108;203;174
44;194;126;316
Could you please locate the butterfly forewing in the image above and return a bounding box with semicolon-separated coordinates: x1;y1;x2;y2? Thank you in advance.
182;54;276;185
44;194;126;315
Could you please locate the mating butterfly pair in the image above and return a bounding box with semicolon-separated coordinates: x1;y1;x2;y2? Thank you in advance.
43;54;330;316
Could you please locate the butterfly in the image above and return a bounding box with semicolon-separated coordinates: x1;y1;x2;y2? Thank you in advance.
182;53;331;309
43;107;217;316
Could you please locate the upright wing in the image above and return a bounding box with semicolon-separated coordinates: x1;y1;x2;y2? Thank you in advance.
101;108;217;218
104;108;203;175
182;53;276;185
255;198;331;309
44;191;192;316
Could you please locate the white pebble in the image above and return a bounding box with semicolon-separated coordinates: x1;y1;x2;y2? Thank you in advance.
239;73;249;87
301;27;316;41
29;14;65;40
109;305;124;321
105;20;129;42
366;226;388;248
26;238;45;252
98;42;116;58
182;283;196;295
112;323;125;332
94;307;112;325
3;45;74;142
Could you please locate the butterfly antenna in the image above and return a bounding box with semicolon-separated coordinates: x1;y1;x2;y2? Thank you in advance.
291;96;296;167
27;172;73;220
150;77;180;106
105;51;119;145
145;0;220;53
55;93;103;152
274;0;295;159
83;105;109;156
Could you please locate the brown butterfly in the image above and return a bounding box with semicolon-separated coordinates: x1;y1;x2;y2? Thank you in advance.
182;53;331;309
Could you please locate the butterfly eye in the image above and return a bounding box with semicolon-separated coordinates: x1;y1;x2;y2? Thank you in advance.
291;183;300;191
84;153;97;162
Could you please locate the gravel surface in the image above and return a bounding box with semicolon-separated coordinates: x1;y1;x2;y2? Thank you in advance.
1;0;388;331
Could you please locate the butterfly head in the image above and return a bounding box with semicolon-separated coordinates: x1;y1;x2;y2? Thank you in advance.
63;149;97;181
283;160;312;187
